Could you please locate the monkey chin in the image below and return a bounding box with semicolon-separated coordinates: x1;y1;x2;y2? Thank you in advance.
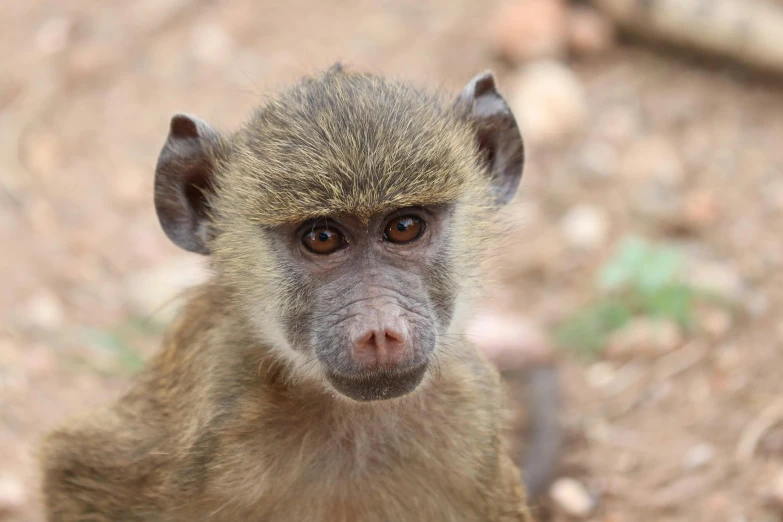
324;364;429;402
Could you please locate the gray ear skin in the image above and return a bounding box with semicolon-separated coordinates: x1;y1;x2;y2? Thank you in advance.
458;71;524;206
154;114;223;255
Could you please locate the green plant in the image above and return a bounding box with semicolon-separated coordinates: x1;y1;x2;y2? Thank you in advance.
555;236;719;358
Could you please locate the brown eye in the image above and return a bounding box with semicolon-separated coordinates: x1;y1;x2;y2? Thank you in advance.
303;226;346;255
384;215;424;244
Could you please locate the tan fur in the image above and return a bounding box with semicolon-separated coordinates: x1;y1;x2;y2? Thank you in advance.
40;68;534;521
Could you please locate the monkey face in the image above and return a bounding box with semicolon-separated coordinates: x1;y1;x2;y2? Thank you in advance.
264;207;455;402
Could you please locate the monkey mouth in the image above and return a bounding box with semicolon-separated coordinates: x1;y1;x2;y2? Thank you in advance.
324;363;428;402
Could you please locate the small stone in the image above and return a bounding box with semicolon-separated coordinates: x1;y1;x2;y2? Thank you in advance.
682;443;716;470
508;60;588;144
466;313;553;370
191;23;233;64
681;190;718;230
586;361;616;389
550;477;595;518
35;16;73;55
560;204;609;249
488;0;568;62
605;318;683;360
22;291;65;331
698;308;733;340
567;5;615;56
685;260;744;304
0;474;26;515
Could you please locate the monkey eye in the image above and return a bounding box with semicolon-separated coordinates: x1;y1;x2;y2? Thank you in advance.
383;215;425;244
302;225;347;255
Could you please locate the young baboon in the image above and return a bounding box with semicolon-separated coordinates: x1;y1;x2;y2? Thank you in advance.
41;65;539;521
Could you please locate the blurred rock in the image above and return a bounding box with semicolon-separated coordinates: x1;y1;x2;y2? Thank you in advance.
22;290;65;331
586;361;616;389
0;474;25;516
508;60;588;144
191;23;234;65
685;260;744;304
550;477;595;518
124;258;208;322
560;203;609;250
488;0;568;62
605;318;683;360
698;308;733;341
35;16;73;55
681;190;718;230
682;443;716;470
466;313;553;371
567;5;615;56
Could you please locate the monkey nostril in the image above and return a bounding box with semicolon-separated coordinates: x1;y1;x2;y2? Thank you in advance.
353;326;409;369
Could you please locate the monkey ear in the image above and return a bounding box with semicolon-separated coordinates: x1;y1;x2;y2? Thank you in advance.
154;114;222;255
458;72;524;205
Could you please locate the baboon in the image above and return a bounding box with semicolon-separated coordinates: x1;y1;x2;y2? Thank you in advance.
40;65;552;521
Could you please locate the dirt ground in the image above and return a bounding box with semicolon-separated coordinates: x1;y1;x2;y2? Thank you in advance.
1;1;783;521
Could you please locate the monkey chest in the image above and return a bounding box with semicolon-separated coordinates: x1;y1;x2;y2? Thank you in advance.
209;417;498;521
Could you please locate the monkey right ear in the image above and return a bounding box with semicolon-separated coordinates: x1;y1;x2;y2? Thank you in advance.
458;72;524;206
154;114;223;255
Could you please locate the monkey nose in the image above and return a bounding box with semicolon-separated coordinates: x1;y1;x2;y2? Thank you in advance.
352;323;409;370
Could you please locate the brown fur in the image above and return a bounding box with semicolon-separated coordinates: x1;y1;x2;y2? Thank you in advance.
40;67;534;521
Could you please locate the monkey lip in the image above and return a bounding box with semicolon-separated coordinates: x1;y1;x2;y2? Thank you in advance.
324;363;428;402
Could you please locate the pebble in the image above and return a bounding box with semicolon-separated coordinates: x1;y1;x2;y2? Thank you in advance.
0;474;25;516
586;361;616;389
508;60;588;144
550;477;595;518
682;443;716;470
681;190;718;230
605;318;683;360
685;259;744;304
466;313;553;370
567;5;616;56
22;290;65;331
488;0;568;62
560;203;610;249
698;308;733;340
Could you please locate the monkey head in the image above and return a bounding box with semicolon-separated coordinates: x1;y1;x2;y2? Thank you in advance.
153;67;523;402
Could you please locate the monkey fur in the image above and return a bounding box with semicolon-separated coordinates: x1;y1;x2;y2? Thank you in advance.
40;65;548;521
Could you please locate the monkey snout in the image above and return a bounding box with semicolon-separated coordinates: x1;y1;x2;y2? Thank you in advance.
350;320;410;370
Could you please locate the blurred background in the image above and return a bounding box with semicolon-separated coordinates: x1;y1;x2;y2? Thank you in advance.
2;0;783;520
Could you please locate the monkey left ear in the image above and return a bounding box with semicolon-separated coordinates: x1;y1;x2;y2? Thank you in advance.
154;113;224;255
458;72;524;205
